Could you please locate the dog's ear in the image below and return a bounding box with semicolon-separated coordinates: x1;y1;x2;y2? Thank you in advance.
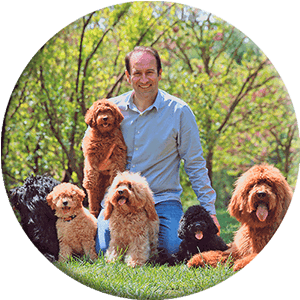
113;104;124;126
143;189;158;221
72;186;86;206
228;192;243;221
46;191;56;210
177;219;185;240
208;217;219;235
144;199;158;221
85;105;96;127
228;174;249;221
85;99;105;127
104;201;114;220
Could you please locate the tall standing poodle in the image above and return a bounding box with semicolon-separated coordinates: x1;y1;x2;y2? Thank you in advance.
82;99;127;217
46;183;98;262
9;174;60;262
188;164;293;271
103;171;159;267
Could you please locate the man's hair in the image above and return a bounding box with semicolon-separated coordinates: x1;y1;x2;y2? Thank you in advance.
125;46;162;75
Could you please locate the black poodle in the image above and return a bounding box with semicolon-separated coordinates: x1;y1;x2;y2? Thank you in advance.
9;175;60;262
169;205;228;265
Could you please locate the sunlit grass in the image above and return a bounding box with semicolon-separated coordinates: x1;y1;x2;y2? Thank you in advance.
55;208;239;299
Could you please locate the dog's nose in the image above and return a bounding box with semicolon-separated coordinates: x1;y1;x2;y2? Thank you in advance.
103;116;108;122
118;190;124;195
63;201;68;206
257;191;266;198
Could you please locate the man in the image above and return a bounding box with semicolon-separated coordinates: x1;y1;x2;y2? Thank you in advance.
94;46;220;257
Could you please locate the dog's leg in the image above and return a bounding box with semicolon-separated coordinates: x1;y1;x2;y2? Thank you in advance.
58;243;73;262
105;245;123;263
82;240;98;261
125;241;150;267
83;167;99;190
87;189;102;218
187;250;226;268
88;174;111;218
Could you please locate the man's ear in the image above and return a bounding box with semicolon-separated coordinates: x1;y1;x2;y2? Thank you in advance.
158;68;162;81
125;70;131;84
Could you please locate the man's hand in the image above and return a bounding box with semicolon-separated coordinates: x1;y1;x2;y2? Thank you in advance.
98;144;116;171
210;214;221;236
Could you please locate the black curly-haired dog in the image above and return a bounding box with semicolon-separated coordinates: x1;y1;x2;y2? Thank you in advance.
168;205;228;265
9;175;60;262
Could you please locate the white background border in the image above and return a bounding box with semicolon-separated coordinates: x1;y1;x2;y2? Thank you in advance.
1;1;299;299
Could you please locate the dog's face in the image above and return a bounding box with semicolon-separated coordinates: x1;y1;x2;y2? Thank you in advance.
85;99;124;133
46;183;85;218
178;206;218;241
104;171;158;221
228;164;293;228
185;221;207;241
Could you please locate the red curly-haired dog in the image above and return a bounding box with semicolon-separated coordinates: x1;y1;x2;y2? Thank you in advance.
104;171;159;267
188;164;293;271
46;183;98;262
82;99;127;217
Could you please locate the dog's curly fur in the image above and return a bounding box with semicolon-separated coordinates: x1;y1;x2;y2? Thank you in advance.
164;205;227;265
46;183;98;262
9;175;60;262
82;99;127;217
188;164;293;271
103;171;159;267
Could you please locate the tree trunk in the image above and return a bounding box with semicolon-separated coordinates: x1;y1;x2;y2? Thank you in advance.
206;148;214;185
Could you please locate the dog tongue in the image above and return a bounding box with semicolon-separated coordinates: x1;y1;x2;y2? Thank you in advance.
256;203;268;222
195;231;203;240
118;198;126;206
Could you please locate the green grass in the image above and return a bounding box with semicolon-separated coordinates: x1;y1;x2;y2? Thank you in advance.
54;209;240;299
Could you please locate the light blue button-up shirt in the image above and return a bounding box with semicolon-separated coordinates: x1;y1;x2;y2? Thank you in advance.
109;89;216;215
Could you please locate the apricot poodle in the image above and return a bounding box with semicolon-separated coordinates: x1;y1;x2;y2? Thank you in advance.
46;183;98;262
188;164;293;271
82;99;127;217
103;171;159;267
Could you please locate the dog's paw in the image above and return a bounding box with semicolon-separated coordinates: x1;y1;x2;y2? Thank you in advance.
126;259;145;268
187;254;205;268
82;179;93;190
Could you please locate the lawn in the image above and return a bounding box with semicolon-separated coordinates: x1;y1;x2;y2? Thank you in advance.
55;208;240;299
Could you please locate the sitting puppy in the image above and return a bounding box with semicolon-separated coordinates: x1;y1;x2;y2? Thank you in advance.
9;174;60;262
104;171;159;267
82;99;127;218
168;205;227;265
46;183;98;262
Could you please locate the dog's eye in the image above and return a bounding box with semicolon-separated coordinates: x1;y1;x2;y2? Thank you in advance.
128;183;132;190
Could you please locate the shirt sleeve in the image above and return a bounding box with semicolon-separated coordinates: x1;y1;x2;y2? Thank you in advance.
177;105;217;215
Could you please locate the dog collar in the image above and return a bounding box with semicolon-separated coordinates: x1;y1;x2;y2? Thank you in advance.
61;215;77;222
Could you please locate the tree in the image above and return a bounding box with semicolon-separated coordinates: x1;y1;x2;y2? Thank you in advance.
2;2;298;206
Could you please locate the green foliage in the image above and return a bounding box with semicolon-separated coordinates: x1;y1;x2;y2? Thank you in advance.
2;2;299;209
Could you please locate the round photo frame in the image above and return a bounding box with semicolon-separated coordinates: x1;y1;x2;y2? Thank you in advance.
3;3;298;299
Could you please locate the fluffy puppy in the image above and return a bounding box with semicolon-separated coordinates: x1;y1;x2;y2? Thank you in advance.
9;175;60;262
188;164;293;271
166;205;228;265
82;99;127;218
104;171;159;267
46;183;98;262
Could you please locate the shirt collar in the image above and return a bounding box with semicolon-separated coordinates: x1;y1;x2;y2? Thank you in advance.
124;89;163;112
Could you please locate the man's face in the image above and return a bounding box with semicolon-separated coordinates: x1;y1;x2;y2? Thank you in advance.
125;51;162;99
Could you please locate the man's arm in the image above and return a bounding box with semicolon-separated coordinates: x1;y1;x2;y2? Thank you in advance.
178;105;221;234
